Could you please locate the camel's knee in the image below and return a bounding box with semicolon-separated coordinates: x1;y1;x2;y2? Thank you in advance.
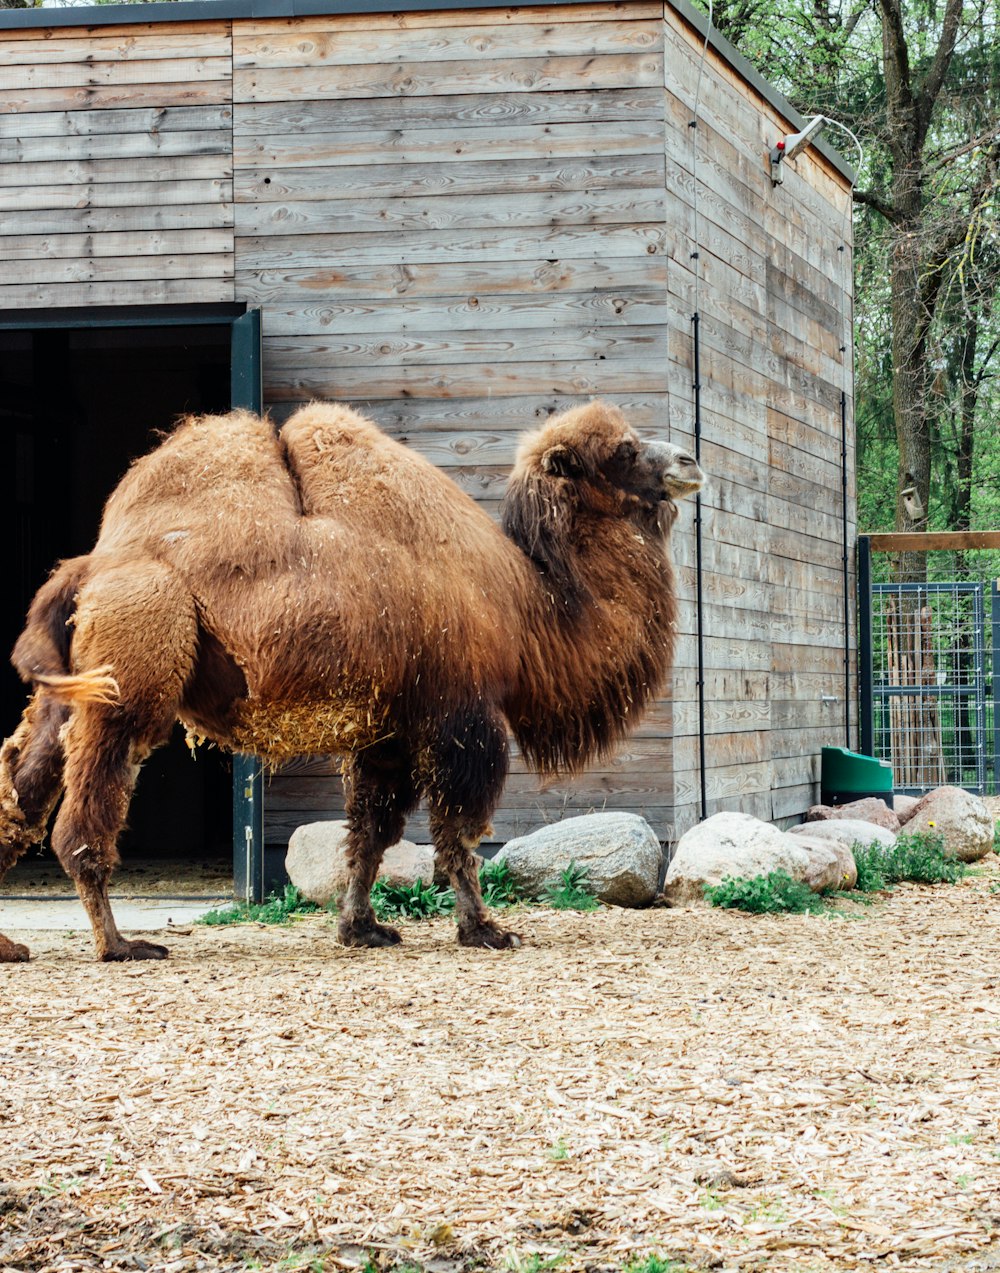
0;692;67;860
51;719;139;880
424;708;509;827
343;742;418;858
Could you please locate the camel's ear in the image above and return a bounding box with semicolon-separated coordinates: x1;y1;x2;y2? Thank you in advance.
541;444;585;479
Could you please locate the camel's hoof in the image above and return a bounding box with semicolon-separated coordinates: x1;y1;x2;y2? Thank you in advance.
100;938;170;962
0;936;30;963
458;924;523;950
338;919;402;948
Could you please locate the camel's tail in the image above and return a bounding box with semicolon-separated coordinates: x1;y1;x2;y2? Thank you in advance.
33;668;121;706
10;556;121;705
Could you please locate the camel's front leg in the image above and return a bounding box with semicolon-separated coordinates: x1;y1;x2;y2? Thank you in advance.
425;707;520;950
430;813;522;950
338;742;419;948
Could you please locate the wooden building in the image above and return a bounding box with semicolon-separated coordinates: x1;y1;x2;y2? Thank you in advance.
0;0;856;892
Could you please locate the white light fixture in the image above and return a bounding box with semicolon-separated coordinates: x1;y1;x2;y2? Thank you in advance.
770;115;828;185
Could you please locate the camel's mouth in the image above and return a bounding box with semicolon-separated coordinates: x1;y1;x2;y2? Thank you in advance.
661;459;706;501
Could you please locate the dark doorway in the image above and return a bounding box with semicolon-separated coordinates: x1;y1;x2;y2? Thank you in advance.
1;316;238;892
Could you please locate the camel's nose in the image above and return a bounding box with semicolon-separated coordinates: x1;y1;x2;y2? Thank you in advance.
644;442;706;499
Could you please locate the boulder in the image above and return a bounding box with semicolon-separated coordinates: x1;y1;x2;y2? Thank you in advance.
806;798;900;833
286;821;435;905
903;786;995;862
789;817;895;852
893;794;920;825
494;812;661;907
663;812;855;906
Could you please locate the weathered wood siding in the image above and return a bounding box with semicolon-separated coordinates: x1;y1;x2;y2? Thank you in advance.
661;12;856;836
229;2;677;846
0;21;234;309
0;0;855;851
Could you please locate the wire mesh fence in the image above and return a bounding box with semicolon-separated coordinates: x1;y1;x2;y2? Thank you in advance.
859;538;1000;796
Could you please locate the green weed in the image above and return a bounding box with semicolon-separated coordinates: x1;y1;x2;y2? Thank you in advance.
542;861;601;910
479;858;523;908
370;877;455;921
853;831;966;892
503;1252;566;1273
993;821;1000;854
623;1256;688;1273
704;869;826;914
547;1137;569;1161
197;884;319;926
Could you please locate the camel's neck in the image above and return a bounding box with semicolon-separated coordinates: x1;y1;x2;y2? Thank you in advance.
502;518;677;775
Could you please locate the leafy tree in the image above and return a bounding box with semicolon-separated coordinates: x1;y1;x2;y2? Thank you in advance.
702;0;1000;582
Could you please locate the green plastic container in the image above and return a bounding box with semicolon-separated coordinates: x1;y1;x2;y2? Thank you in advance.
820;746;893;808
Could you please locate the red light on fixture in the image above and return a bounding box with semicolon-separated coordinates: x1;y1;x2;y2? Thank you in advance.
776;140;786;151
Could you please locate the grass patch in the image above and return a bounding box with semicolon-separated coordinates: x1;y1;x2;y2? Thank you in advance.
623;1257;689;1273
541;861;601;911
370;877;455;921
708;832;967;917
197;884;320;926
479;858;523;908
853;831;966;892
704;869;826;915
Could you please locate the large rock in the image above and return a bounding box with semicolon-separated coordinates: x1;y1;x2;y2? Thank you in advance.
903;786;995;862
494;812;662;907
789;817;895;853
893;794;920;825
663;812;855;906
806;798;900;832
286;821;435;905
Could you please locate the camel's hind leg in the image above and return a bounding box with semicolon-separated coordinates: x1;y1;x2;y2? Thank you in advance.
51;563;198;962
0;692;69;962
338;739;419;948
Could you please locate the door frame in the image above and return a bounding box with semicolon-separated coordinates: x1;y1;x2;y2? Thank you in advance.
1;301;265;902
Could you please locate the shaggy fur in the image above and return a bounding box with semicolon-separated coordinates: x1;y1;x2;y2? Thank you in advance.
0;400;702;961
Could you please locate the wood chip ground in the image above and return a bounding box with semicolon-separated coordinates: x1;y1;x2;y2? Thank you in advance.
2;859;999;1273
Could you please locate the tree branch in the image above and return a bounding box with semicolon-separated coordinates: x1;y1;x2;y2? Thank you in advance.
853;187;899;221
917;0;965;138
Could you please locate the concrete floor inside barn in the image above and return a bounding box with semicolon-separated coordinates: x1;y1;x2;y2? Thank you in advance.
0;846;231;931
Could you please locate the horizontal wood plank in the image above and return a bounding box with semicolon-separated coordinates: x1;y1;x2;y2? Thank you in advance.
0;104;232;140
233;118;663;170
234;18;662;71
235;156;664;204
866;531;1000;552
0;277;235;309
234;53;663;104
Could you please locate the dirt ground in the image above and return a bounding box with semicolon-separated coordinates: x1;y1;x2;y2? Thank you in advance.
1;858;999;1273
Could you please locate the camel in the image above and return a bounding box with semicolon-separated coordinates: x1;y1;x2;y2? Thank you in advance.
0;400;703;962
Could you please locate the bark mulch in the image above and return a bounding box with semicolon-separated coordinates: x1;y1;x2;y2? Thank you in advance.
2;858;999;1273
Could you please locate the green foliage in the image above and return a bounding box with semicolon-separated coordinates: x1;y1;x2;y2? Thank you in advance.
541;861;601;911
623;1256;688;1273
197;884;319;926
853;831;967;890
479;858;523;908
370;877;455;921
851;842;891;893
704;869;827;914
993;822;1000;854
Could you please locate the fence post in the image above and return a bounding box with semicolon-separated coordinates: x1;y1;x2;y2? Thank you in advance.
987;580;992;794
858;536;874;757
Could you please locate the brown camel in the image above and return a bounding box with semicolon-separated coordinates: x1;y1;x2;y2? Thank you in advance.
0;400;703;962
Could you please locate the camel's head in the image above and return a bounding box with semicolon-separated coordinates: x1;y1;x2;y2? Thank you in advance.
501;402;705;601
